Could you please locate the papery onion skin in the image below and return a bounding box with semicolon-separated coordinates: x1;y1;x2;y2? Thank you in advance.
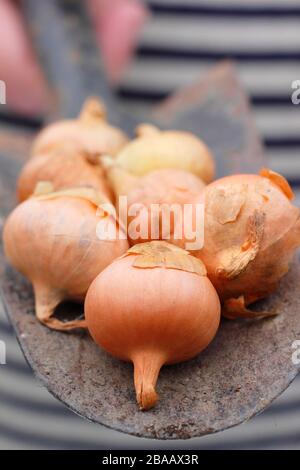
3;193;129;330
115;124;215;183
17;145;113;202
193;171;300;318
85;242;221;410
32;98;129;157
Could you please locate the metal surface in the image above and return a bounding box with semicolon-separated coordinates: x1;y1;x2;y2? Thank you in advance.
1;61;299;438
1;258;300;439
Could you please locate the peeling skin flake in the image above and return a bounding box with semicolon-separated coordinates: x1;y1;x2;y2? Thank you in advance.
206;184;247;224
126;241;207;275
216;211;265;279
260;168;294;200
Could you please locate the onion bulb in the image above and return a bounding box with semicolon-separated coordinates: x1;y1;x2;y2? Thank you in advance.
114;123;215;183
3;183;129;330
32;98;129;157
193;169;300;318
17;144;113;202
85;241;221;410
102;155;206;245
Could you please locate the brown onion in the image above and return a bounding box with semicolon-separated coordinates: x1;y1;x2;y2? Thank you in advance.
17;144;113;202
3;184;129;330
102;156;206;245
192;169;300;318
32;98;129;157
85;241;220;410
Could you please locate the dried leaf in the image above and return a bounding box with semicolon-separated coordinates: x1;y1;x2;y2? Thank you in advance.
260;168;294;200
217;211;265;279
223;295;278;320
206;184;247;224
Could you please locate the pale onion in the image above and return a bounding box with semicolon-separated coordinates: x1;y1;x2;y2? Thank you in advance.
114;123;215;183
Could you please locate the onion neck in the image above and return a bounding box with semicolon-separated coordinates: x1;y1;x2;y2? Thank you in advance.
34;283;87;331
135;123;160;138
101;156;138;197
132;350;165;410
79;98;106;123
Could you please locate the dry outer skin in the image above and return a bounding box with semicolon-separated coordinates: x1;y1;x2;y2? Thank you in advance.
126;241;207;275
194;173;300;318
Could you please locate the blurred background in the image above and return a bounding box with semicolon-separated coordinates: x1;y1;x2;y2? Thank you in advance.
0;0;300;449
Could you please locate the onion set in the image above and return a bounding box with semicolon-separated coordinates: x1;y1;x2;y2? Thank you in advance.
102;155;205;245
193;169;300;318
114;124;215;183
3;93;298;413
3;183;129;330
85;241;221;410
17;144;113;202
32;98;129;157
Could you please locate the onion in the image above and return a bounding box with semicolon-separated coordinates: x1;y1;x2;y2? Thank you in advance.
114;124;215;183
3;183;129;330
193;169;300;318
17;144;113;202
32;98;129;157
85;241;221;410
102;155;206;245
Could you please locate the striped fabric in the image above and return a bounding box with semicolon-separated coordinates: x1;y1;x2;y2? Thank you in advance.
118;0;300;183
